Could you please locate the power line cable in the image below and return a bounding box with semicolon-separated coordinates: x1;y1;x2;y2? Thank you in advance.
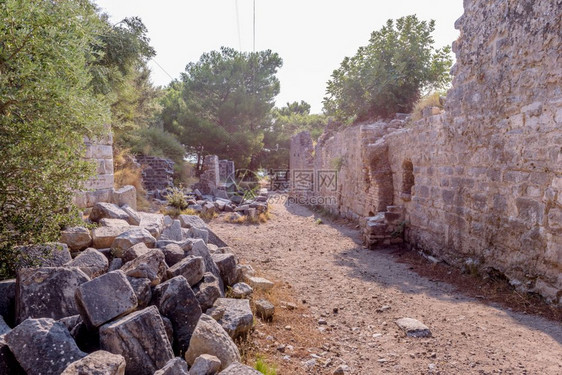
150;58;174;81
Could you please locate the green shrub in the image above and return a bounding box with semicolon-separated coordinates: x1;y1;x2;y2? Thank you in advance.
165;187;188;210
255;356;277;375
121;126;185;164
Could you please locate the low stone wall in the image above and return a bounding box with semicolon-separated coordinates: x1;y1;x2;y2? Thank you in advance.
290;0;562;303
135;155;175;192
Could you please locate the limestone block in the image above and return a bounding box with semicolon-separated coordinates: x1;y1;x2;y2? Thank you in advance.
60;227;92;251
112;186;137;210
66;248;108;278
166;255;205;286
61;351;126;375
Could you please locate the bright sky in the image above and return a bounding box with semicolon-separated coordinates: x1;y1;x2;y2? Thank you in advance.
94;0;464;114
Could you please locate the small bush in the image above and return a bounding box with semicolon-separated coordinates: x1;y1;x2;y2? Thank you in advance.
255;356;277;375
165;187;188;210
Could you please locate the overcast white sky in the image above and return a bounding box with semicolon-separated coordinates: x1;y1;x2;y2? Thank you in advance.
94;0;464;114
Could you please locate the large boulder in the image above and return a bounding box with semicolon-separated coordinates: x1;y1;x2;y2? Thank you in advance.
121;249;168;286
160;244;185;267
152;276;202;355
112;186;137;210
0;316;10;336
16;267;90;323
61;350;126;375
122;242;151;263
111;229;156;257
188;239;224;294
193;273;223;311
75;270;137;328
121;204;141;226
66;248;108;278
161;220;183;242
153;358;189;375
5;318;86;375
166;255;205;286
127;276;152;308
0;337;25;374
100;218;130;227
230;283;253;299
91;226;135;249
185;314;241;371
178;215;206;229
208;298;253;339
190;354;221;375
212;253;238;287
60;227;92;252
15;242;72;270
219;362;262;374
90;202;130;223
100;306;174;375
0;279;16;327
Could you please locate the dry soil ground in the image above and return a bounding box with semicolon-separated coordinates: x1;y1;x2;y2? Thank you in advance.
210;194;562;375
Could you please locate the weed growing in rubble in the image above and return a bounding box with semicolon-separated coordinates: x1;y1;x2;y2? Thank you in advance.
255;356;277;375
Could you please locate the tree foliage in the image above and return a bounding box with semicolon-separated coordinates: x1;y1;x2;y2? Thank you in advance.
258;101;327;170
323;15;453;123
0;0;110;277
161;47;283;170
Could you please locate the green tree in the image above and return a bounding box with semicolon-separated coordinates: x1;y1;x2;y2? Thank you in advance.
162;47;283;170
323;15;452;123
0;0;109;277
258;101;327;170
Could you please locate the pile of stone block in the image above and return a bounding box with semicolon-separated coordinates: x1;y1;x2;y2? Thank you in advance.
362;205;405;249
0;202;269;374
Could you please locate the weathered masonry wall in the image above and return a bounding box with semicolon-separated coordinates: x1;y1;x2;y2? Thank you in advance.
135;155;175;192
290;0;562;303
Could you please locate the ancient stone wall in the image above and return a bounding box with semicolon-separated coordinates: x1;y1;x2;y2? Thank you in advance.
135;156;175;192
193;155;220;195
219;160;235;182
74;131;115;208
290;0;562;303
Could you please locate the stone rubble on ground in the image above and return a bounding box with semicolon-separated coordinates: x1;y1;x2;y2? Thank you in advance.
395;317;432;337
0;201;269;374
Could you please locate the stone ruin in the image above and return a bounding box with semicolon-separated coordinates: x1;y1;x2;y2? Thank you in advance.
290;0;562;304
135;155;175;192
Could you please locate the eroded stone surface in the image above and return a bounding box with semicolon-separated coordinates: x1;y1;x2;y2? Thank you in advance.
61;350;126;375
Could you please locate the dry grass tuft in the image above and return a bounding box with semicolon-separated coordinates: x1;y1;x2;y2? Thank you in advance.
113;147;151;211
410;92;444;122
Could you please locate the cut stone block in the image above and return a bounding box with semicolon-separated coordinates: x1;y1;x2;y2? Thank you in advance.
66;248;108;278
166;255;205;286
111;228;156;257
208;298;253;339
61;350;126;375
100;306;174;375
60;227;92;251
90;202;130;223
121;249;168;286
76;270;137;328
212;253;238;287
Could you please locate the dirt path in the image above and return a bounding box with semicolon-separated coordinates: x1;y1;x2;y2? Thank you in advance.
210;195;562;374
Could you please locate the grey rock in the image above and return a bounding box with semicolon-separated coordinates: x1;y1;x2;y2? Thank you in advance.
212;253;238;287
188;239;224;294
90;202;130;223
5;318;86;375
61;350;126;375
15;242;72;270
100;306;174;375
190;354;221;375
208;298;253;339
178;215;207;229
91;226;136;249
142;223;162;238
121;204;141;226
112;186;137;211
127;276;152;308
185;314;240;371
100;218;131;227
255;299;274;321
193;273;223;311
163;215;174;227
395;318;432;337
111;228;156;257
188;227;209;243
16;267;90;323
109;258;123;272
207;229;229;248
161;220;183;242
230;283;253;299
153;357;189;375
333;364;350;375
122;242;151;263
152;276;202;354
162;316;174;346
66;248;108;278
161;244;186;267
218;362;261;374
0;279;16;327
121;249;168;286
245;277;274;292
60;227;92;251
166;255;205;286
0;316;10;336
75;270;137;328
0;337;24;374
